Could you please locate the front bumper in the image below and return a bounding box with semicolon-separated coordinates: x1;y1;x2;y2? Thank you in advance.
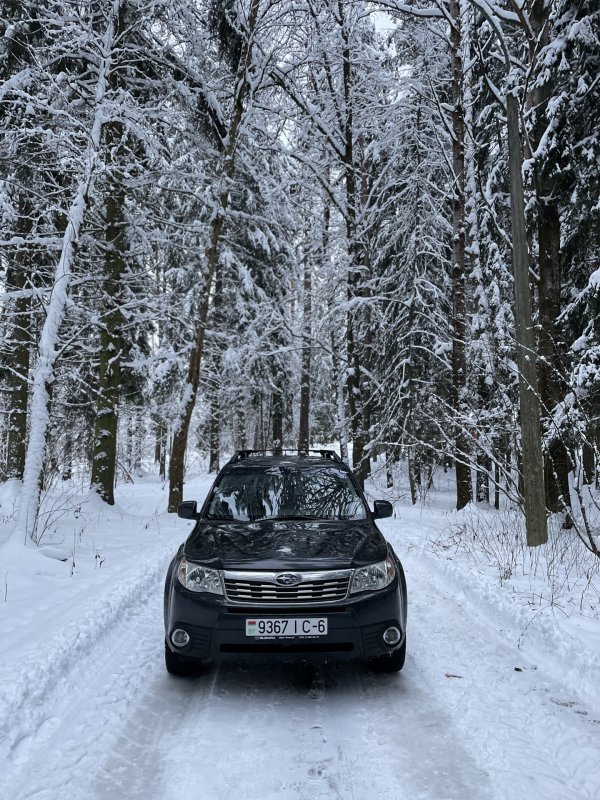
164;577;405;664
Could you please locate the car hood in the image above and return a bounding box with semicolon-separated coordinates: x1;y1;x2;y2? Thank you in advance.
183;518;387;571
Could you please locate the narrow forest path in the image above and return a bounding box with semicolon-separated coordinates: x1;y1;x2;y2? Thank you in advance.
4;529;598;800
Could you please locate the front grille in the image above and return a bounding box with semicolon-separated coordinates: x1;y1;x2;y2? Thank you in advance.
223;570;351;604
226;605;347;614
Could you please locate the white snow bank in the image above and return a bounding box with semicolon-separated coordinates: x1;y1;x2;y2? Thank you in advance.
375;472;600;716
0;475;211;755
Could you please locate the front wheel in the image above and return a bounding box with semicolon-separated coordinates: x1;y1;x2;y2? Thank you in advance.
368;637;406;673
165;640;199;676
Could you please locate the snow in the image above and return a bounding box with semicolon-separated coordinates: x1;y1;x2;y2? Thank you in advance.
1;469;599;800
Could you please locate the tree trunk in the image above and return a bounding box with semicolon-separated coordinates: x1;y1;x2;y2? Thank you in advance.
236;394;247;450
339;0;368;488
544;439;572;513
154;423;162;464
134;409;143;474
506;91;547;546
208;258;223;473
5;201;34;480
536;146;570;513
494;458;500;510
449;0;472;511
90;116;126;505
386;453;394;489
62;432;72;482
582;436;595;485
493;432;509;510
346;321;369;485
358;136;374;478
331;330;349;463
168;0;261;512
298;250;312;454
159;429;167;480
408;455;420;505
168;265;217;510
155;422;167;478
208;385;221;472
476;451;491;504
272;392;283;455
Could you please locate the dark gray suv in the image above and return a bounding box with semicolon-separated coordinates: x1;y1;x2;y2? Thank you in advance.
163;450;407;675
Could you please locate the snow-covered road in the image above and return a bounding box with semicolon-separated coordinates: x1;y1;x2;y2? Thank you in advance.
4;548;598;800
2;476;599;800
5;565;490;800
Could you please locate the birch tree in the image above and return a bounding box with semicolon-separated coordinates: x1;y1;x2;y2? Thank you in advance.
16;1;123;541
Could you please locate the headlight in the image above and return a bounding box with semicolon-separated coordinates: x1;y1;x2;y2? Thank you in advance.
177;557;223;595
350;557;395;595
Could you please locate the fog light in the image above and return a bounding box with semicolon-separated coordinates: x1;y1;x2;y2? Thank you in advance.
383;626;401;646
171;628;190;647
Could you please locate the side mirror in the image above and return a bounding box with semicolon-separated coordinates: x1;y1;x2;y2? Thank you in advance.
177;501;199;520
372;500;393;519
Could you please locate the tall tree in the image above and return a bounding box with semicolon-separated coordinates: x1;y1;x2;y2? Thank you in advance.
90;2;129;504
449;0;472;509
168;0;264;511
15;1;124;541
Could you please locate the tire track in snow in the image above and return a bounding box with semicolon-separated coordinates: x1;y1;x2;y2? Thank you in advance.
137;661;360;800
4;578;171;800
98;656;489;800
0;543;174;765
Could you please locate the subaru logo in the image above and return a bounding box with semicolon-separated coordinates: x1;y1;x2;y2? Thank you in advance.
275;573;302;586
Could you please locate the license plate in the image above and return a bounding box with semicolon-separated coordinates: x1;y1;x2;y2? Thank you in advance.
245;618;328;638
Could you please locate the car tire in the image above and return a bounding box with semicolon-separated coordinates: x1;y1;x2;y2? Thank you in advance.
368;637;406;673
164;640;199;676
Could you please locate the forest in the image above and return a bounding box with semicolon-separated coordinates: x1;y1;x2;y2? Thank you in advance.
1;0;599;550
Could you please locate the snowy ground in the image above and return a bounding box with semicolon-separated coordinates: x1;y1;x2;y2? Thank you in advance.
1;468;599;800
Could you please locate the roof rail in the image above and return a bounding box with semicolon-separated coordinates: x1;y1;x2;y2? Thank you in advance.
228;449;343;463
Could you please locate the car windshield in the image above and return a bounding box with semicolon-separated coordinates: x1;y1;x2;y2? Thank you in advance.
204;464;367;521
